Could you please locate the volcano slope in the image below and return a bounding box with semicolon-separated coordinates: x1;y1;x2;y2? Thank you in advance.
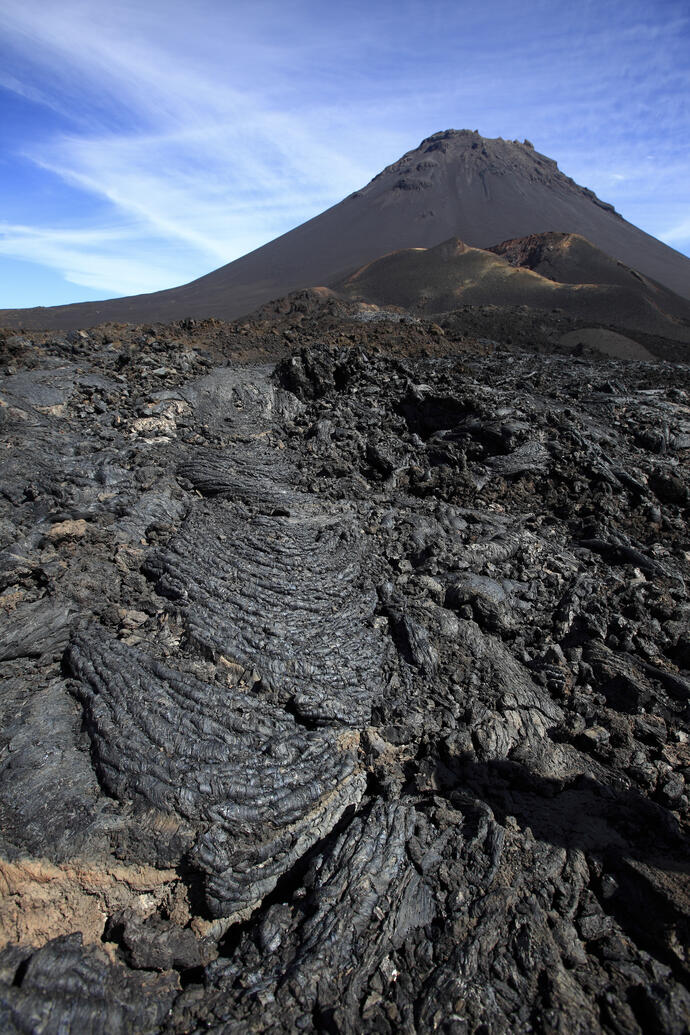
334;235;690;348
2;129;690;331
0;324;689;1034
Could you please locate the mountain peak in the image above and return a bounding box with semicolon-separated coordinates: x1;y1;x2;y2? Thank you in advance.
367;129;618;218
2;130;689;329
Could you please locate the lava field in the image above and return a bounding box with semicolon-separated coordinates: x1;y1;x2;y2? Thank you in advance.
0;326;688;1033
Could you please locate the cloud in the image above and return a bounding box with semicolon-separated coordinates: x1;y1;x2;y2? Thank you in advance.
8;108;391;293
0;222;199;294
659;218;690;246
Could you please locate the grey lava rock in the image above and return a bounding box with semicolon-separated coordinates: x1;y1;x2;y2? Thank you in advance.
67;627;365;918
145;505;387;726
0;933;179;1034
0;330;688;1034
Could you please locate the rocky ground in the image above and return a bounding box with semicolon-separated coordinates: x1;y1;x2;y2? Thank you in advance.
0;319;688;1033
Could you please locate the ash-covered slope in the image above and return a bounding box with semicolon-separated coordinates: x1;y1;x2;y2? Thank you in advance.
0;323;689;1033
335;235;690;344
490;230;668;287
2;130;689;330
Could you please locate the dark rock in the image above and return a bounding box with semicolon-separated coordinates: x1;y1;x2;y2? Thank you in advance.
106;910;203;970
1;332;689;1034
0;933;178;1034
66;626;365;918
0;598;76;661
144;505;386;726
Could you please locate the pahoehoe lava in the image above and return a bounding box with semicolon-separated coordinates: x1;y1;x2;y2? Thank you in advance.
0;319;688;1034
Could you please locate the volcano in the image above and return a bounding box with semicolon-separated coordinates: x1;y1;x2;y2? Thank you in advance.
2;129;689;329
333;233;690;345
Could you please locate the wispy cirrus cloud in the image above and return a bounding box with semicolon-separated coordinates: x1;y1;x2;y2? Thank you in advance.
0;221;206;295
660;217;690;247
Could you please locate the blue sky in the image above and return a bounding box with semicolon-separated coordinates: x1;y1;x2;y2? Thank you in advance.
1;0;688;307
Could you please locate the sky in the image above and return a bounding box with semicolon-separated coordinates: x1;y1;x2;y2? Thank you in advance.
0;0;688;308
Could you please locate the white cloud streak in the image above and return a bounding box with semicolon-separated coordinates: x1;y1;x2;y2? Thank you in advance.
659;218;690;247
0;222;201;294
